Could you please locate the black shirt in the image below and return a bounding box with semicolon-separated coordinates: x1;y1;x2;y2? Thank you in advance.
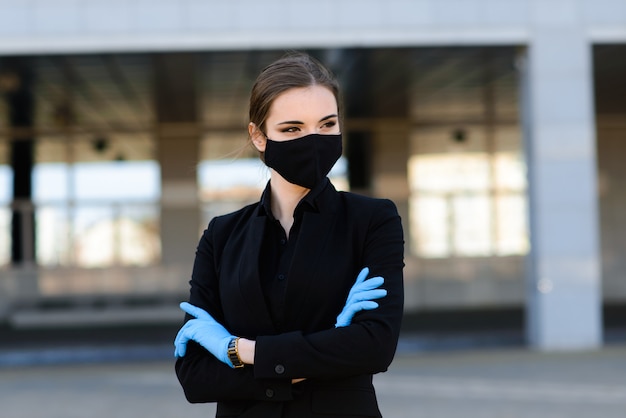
257;178;329;331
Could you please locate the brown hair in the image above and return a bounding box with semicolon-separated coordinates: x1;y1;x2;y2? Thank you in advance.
248;52;342;134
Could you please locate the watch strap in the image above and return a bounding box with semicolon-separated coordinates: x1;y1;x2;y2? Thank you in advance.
227;337;244;368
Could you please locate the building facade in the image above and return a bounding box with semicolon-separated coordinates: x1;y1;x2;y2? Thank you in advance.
1;0;625;350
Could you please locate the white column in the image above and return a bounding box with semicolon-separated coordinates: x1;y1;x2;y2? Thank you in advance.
521;24;602;349
154;53;201;267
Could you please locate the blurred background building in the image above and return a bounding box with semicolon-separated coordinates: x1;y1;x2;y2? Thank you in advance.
0;0;624;351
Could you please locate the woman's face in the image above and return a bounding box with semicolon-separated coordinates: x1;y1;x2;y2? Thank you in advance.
250;85;339;152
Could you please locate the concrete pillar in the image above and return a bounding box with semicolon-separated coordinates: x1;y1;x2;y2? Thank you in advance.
369;50;411;236
2;58;36;265
341;49;374;195
342;49;411;205
154;53;201;267
520;27;602;349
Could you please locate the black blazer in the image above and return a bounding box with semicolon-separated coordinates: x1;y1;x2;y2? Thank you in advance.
175;180;404;418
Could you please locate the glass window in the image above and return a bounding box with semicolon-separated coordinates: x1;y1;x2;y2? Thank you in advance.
0;164;11;203
33;136;160;268
408;126;528;258
410;195;449;257
73;206;115;268
0;207;10;266
72;161;159;201
33;163;69;201
117;204;160;266
36;205;70;266
0;144;11;266
54;203;161;268
3;53;157;269
198;132;267;225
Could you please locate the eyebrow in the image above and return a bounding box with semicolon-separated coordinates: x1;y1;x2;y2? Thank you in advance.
277;114;338;125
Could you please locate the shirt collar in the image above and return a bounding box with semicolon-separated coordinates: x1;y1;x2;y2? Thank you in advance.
259;178;331;220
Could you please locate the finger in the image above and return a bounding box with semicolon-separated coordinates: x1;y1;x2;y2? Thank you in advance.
335;312;350;327
174;325;191;357
352;300;379;311
174;341;187;357
355;267;369;285
346;268;370;300
350;276;384;295
342;301;379;321
180;302;212;320
174;320;193;348
351;288;387;303
174;319;207;356
360;276;384;290
345;278;385;304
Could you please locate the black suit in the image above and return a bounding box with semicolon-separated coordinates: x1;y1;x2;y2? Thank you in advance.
175;180;404;417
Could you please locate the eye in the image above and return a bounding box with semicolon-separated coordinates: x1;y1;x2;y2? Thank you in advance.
322;120;337;129
281;126;301;133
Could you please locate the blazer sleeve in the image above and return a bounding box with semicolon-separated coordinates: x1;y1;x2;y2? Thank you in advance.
253;198;404;380
175;218;293;403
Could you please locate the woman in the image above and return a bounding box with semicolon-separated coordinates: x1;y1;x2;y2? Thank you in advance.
174;52;404;417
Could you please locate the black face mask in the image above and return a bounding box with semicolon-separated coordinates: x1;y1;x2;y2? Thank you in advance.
264;133;342;189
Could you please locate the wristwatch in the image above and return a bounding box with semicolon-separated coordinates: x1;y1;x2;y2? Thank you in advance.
227;337;245;368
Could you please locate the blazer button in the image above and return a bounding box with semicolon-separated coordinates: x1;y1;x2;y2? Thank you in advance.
274;364;285;374
265;388;275;398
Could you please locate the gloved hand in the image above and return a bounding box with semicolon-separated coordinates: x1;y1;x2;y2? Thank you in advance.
335;267;387;327
174;302;234;367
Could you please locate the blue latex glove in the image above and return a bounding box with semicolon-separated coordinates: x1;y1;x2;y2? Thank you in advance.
174;302;234;367
335;267;387;327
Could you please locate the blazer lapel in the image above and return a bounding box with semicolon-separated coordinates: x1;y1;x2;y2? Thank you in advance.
236;215;275;333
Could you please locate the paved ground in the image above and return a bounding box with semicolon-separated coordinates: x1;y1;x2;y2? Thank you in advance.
1;344;625;418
